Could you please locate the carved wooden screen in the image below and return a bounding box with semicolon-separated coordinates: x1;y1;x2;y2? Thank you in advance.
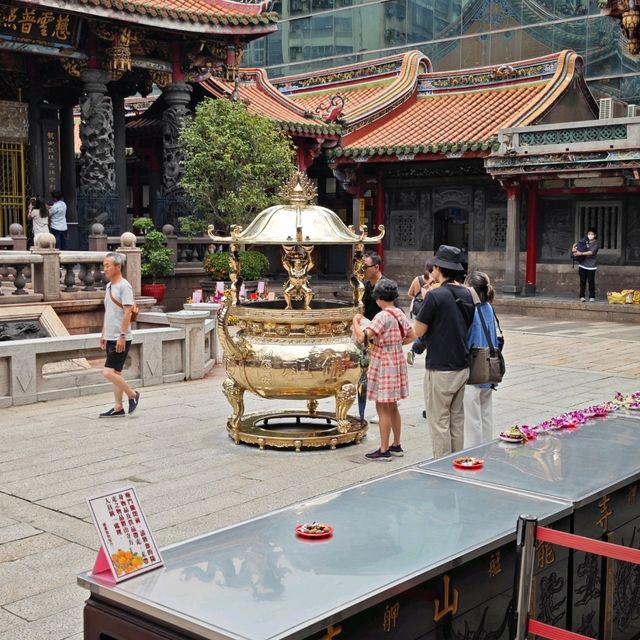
0;142;26;237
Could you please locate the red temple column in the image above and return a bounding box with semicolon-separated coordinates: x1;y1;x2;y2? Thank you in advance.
524;181;539;296
375;174;385;263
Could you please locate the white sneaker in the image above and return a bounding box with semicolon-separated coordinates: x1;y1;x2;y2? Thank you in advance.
579;297;586;302
589;298;595;302
367;415;379;424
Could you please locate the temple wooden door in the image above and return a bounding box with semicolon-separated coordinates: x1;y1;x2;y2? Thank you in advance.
0;142;26;237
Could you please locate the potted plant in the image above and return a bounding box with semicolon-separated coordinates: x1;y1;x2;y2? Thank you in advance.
202;250;270;294
133;217;175;304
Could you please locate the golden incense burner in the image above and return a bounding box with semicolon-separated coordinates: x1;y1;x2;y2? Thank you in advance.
208;173;384;450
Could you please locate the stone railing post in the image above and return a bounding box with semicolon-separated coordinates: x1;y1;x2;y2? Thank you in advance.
9;223;27;251
163;224;178;264
167;310;210;379
117;231;141;296
88;223;108;252
30;233;61;301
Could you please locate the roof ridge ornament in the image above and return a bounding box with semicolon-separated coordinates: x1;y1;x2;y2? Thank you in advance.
279;171;317;206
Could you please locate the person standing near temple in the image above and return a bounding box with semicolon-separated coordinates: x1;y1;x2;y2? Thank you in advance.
572;228;599;302
360;251;387;425
100;252;140;418
47;190;68;250
463;271;499;448
414;245;475;458
28;196;48;238
352;279;415;460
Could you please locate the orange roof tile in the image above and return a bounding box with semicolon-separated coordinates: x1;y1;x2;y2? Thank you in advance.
28;0;277;30
201;69;340;135
331;50;594;159
291;83;392;122
275;51;431;129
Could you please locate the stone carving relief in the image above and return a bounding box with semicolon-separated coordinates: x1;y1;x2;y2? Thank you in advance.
472;187;485;250
433;187;472;211
0;101;28;143
79;70;115;191
162;82;192;196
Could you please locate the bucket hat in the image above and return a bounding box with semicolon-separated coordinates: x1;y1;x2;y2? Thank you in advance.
431;245;465;271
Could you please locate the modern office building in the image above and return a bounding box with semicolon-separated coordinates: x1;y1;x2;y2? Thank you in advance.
244;1;640;104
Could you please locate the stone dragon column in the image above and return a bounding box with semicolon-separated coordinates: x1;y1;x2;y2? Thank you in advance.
77;69;117;245
160;81;192;225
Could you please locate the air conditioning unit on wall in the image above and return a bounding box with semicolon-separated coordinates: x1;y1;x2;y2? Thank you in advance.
627;104;640;117
599;97;627;119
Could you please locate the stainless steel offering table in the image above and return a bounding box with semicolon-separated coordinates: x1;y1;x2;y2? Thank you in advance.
78;469;570;640
417;414;640;639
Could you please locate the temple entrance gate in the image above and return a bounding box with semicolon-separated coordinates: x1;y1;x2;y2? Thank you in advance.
0;141;26;236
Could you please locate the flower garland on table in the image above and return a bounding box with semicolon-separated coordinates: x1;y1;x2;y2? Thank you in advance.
502;391;640;443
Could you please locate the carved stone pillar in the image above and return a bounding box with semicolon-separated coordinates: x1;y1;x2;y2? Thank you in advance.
60;105;78;248
111;90;128;234
159;82;192;226
502;181;521;295
77;69;117;246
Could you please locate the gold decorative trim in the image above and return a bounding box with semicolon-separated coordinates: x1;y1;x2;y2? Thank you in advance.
279;171;318;206
232;409;367;451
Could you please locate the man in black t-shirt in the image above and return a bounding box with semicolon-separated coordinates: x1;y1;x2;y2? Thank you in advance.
415;245;474;458
362;252;384;320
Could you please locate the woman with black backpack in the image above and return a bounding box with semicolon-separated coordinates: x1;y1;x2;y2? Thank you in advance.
407;262;434;319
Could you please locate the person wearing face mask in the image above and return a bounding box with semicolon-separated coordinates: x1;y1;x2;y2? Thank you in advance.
572;228;599;302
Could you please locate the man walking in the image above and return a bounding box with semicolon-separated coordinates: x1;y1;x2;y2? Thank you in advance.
414;245;474;458
100;252;140;417
47;191;67;250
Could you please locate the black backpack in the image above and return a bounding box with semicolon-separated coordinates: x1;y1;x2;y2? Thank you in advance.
410;275;426;316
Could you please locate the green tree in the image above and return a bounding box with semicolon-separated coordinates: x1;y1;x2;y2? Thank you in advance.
180;98;296;229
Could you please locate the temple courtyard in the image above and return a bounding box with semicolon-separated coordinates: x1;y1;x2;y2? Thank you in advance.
0;313;639;639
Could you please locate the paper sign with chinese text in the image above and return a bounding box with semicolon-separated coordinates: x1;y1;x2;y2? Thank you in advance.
87;486;163;582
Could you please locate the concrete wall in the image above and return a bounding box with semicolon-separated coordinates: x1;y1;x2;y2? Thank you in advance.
0;312;217;407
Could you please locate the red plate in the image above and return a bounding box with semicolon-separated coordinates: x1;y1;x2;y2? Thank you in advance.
453;459;484;470
295;524;334;539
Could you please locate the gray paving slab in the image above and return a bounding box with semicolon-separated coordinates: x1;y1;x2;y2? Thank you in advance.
0;606;83;640
0;523;41;545
4;583;86;622
2;314;640;639
0;607;23;633
0;533;67;563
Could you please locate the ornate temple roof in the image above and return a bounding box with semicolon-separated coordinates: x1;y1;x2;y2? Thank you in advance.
273;51;431;130
271;50;595;163
200;69;340;136
23;0;278;31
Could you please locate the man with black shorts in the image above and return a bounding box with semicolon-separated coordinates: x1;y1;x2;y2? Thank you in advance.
100;252;140;417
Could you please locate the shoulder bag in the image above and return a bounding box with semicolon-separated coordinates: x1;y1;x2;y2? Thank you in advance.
493;308;505;352
108;284;139;323
465;290;505;385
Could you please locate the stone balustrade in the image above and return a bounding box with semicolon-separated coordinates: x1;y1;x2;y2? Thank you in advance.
0;311;216;407
105;224;211;269
0;224;141;301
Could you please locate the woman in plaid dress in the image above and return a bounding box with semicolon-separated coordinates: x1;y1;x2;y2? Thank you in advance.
353;279;415;461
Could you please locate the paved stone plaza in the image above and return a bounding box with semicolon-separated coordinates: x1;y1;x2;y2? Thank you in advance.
0;314;639;640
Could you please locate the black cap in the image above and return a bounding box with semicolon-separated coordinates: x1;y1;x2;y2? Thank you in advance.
431;245;465;271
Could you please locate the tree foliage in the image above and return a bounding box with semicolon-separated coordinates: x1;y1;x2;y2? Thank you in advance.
180;98;296;229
